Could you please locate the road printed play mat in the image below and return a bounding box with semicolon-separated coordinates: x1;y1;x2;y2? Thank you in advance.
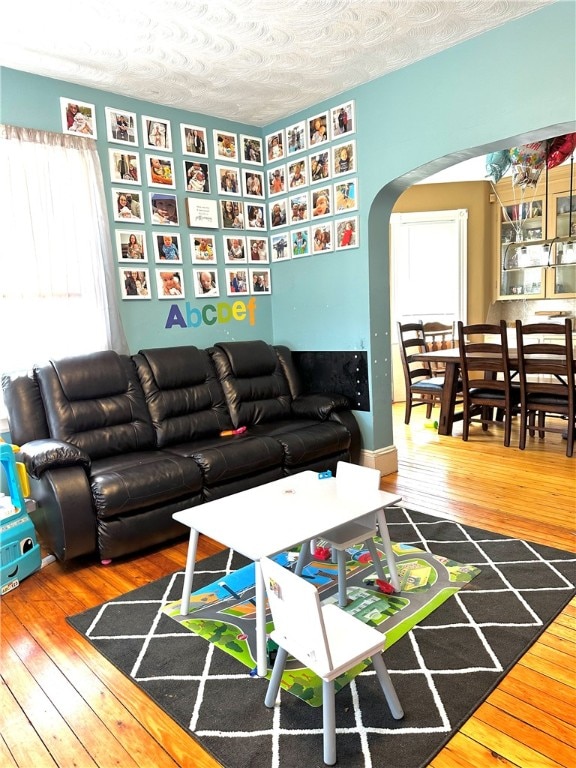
163;537;480;706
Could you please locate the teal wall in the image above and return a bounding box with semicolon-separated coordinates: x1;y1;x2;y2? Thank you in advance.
1;2;575;451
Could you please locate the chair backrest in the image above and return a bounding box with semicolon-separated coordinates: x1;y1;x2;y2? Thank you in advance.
423;321;457;351
422;321;457;373
397;321;434;389
515;319;574;403
336;460;380;496
457;320;512;395
261;555;333;676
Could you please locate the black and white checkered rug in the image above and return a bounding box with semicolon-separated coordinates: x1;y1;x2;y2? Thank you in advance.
68;508;575;768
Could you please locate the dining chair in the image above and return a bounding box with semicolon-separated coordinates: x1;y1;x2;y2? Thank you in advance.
317;461;398;607
515;319;575;457
397;321;455;425
457;320;519;447
261;555;404;766
422;320;457;374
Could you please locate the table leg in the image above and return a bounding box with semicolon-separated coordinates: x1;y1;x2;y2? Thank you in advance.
437;361;458;436
376;509;400;592
179;528;199;616
254;559;268;677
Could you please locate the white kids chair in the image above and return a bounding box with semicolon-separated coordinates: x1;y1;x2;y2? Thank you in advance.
318;461;400;607
261;554;404;765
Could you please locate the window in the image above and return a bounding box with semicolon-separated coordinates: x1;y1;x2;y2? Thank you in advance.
0;125;128;426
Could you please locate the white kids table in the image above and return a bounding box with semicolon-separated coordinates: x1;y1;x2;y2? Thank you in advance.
173;471;401;676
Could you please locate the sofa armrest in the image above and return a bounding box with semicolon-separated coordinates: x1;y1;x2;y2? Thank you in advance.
291;393;351;420
19;439;91;479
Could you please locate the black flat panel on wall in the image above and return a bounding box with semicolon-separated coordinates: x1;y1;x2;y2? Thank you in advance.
292;351;370;411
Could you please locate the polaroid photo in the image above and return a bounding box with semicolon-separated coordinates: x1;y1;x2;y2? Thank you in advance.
216;165;241;196
288;191;309;223
246;203;267;230
226;267;250;296
240;134;264;166
146;154;176;188
267;164;286;198
250;267;271;294
108;149;141;185
112;189;144;223
334;177;358;213
265;130;285;163
307;111;329;147
332;140;357;176
335;216;359;250
286;120;307;156
184;160;210;194
61;98;97;138
149;192;179;226
269;198;288;229
213;129;238;162
311;186;332;219
309;149;331;185
312;221;334;253
193;268;220;298
190;233;217;264
105;108;138;145
247;237;269;263
270;233;290;263
330;100;355;140
153;231;182;263
287;157;309;190
156;267;185;299
119;267;150;299
220;199;245;230
242;168;265;199
223;235;247;264
181;124;208;157
290;227;311;259
142;116;172;152
115;230;147;262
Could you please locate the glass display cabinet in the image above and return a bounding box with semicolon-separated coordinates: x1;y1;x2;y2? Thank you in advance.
495;164;576;300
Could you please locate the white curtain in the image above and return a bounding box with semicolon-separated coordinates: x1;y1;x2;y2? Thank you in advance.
0;125;128;395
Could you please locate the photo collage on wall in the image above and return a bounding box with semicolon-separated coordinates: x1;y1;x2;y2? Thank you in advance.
59;96;359;300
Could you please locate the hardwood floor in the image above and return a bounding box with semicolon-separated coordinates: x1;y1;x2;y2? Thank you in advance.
1;403;574;768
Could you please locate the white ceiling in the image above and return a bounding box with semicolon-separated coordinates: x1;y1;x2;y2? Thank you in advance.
0;0;554;127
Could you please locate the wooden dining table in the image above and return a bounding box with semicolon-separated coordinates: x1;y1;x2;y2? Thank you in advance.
413;347;575;436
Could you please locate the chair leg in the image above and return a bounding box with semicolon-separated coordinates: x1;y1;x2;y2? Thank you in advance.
322;679;337;765
404;398;412;425
336;549;348;607
365;538;385;582
425;400;433;419
519;408;527;450
371;653;404;720
537;411;546;439
264;646;288;708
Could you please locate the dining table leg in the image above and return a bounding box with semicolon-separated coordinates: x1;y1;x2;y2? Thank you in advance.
436;361;458;436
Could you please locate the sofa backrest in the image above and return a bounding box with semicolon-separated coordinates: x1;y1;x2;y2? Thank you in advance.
210;340;292;427
35;351;155;458
133;346;231;447
1;370;50;446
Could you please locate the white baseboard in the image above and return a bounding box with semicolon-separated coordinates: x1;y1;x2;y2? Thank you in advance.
359;445;398;476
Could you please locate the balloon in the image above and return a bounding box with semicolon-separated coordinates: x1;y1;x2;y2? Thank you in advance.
509;141;547;188
547;133;576;169
485;150;511;183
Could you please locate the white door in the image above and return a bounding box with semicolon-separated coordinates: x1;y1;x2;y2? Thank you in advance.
390;209;468;402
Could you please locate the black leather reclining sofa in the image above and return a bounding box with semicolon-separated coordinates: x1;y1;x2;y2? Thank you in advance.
2;341;361;563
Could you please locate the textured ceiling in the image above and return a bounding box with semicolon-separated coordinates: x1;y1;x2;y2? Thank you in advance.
1;0;554;126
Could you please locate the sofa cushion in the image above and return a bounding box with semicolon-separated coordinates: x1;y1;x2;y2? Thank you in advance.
90;450;203;519
164;433;284;486
36;352;155;459
249;419;351;467
134;346;232;447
